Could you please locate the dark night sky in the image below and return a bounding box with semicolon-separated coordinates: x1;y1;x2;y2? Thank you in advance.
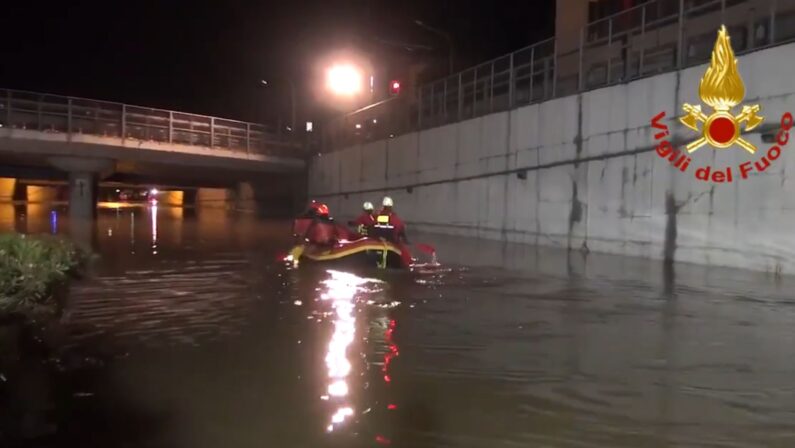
0;1;554;124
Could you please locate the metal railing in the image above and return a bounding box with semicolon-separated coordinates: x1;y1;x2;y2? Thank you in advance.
0;88;302;157
323;0;795;151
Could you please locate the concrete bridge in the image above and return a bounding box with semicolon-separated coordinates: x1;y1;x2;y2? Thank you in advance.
0;88;306;218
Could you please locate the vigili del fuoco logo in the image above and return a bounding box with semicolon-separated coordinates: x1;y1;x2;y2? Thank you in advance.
650;25;792;183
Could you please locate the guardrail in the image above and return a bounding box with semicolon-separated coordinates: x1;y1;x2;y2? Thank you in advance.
323;0;795;151
0;88;301;157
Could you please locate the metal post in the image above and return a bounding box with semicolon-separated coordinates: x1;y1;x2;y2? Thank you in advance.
508;52;515;108
770;0;777;45
677;0;685;68
168;111;173;143
607;18;613;85
457;72;463;120
5;91;10;127
530;46;535;101
37;95;43;131
489;62;495;112
430;83;435;123
640;5;646;76
720;0;726;23
121;104;126;139
551;39;558;97
144;109;150;141
289;80;296;135
474;66;478;114
210;117;215;148
443;78;448;120
67;98;73;134
544;57;551;99
246;123;251;154
747;5;755;49
578;28;585;91
417;87;423;128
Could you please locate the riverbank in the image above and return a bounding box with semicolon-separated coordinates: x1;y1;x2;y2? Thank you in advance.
0;233;87;319
0;233;90;444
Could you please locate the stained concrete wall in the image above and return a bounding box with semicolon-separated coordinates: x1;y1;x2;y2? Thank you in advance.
196;188;233;209
309;41;795;275
0;178;16;202
26;185;58;203
194;176;305;215
160;190;185;207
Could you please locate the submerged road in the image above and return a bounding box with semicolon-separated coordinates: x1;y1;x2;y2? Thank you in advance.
2;204;795;447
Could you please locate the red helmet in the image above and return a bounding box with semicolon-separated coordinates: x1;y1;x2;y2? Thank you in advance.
316;203;329;216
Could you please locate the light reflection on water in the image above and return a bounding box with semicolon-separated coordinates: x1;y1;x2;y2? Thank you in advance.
320;270;380;433
50;210;58;234
151;205;158;255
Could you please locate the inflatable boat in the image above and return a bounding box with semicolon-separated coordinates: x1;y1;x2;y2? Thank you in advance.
285;237;411;269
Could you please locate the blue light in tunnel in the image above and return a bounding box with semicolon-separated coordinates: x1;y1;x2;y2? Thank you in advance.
50;210;57;234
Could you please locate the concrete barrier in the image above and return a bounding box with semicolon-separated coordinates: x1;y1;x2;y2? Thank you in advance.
309;42;795;275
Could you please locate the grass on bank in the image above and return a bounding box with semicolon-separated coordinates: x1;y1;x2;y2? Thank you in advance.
0;233;87;317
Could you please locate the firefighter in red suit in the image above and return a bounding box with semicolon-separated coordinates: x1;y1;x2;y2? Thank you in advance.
302;203;339;246
301;201;359;245
349;201;376;237
288;202;341;264
373;196;412;266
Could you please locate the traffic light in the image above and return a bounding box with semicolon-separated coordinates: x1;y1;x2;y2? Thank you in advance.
389;80;401;96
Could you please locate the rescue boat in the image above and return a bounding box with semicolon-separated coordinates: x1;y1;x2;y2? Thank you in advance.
286;237;410;269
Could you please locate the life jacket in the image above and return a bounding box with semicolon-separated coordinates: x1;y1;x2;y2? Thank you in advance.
372;213;396;241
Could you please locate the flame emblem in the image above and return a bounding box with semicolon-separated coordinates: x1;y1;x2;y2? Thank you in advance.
680;26;763;153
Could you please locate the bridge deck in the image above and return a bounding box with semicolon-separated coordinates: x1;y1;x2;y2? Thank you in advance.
0;88;304;168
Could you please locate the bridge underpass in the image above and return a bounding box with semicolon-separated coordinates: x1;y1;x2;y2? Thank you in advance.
3;174;300;212
0;88;307;223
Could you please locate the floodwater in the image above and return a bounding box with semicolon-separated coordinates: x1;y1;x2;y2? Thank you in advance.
3;203;795;447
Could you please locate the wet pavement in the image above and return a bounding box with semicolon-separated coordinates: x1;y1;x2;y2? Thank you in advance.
2;203;795;447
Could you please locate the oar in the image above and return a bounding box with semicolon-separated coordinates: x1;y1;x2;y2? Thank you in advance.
413;243;436;256
411;242;439;266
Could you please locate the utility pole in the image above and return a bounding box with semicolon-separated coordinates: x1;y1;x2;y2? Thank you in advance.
414;20;455;74
261;78;296;133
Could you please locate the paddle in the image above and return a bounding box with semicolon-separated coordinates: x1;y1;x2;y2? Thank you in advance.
413;243;436;256
409;242;438;266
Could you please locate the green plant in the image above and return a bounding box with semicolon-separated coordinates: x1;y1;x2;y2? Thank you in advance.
0;233;87;316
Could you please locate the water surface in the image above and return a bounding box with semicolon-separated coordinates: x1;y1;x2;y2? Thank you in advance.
3;204;795;447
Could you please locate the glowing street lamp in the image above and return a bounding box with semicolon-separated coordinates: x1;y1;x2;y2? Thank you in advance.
326;64;364;97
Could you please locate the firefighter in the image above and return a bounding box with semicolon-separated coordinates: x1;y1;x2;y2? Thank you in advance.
349;201;376;237
373;196;407;244
303;203;338;246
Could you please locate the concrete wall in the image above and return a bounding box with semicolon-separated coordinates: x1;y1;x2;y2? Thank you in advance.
0;178;16;202
194;175;305;215
309;42;795;275
196;188;233;209
160;190;185;207
26;185;58;203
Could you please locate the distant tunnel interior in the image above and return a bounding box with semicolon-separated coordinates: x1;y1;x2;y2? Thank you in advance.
0;172;306;218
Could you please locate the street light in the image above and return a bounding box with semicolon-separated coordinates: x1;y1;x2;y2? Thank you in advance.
414;20;454;74
261;78;296;133
326;64;364;97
